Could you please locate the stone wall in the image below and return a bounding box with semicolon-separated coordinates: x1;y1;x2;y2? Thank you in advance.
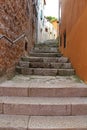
0;0;36;78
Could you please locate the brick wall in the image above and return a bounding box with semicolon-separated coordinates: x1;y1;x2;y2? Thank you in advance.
0;0;36;78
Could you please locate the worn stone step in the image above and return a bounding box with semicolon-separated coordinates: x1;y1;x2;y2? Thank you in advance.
0;97;87;115
29;52;62;57
35;42;58;47
18;61;72;69
32;47;58;53
16;67;75;76
29;116;87;130
21;56;69;63
0;114;29;130
0;115;87;130
0;76;87;97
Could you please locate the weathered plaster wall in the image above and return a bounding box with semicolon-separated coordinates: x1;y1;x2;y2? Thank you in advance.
59;0;87;82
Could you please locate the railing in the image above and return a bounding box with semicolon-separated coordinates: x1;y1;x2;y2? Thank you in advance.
0;33;26;45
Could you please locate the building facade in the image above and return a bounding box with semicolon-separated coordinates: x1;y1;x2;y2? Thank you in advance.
37;0;58;43
59;0;87;82
51;20;59;39
37;0;46;43
0;0;37;78
43;18;57;41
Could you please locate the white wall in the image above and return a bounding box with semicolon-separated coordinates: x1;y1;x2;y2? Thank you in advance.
37;0;45;43
42;18;57;42
37;0;57;43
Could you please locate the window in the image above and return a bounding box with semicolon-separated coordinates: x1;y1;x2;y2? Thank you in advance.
40;10;43;20
64;31;66;48
45;28;48;32
60;35;62;47
25;42;28;51
40;28;42;32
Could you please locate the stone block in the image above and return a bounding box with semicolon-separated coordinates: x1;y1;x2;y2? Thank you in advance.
0;114;29;130
19;61;29;68
21;68;33;75
58;69;75;76
3;87;29;97
58;57;69;63
29;62;50;68
72;104;87;115
34;68;58;76
29;88;56;97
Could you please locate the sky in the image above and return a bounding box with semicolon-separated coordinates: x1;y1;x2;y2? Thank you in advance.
44;0;59;19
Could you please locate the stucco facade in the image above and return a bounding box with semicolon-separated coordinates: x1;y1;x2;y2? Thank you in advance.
59;0;87;82
42;18;57;41
37;0;46;43
51;20;59;39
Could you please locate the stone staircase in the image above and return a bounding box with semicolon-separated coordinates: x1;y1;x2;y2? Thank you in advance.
0;41;87;129
0;75;87;129
16;41;75;76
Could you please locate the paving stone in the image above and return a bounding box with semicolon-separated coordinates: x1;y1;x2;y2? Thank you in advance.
72;104;87;115
0;81;29;97
21;68;33;75
29;62;51;68
28;116;87;130
0;114;29;130
18;61;29;67
43;57;59;62
33;68;58;76
58;69;75;76
50;63;72;69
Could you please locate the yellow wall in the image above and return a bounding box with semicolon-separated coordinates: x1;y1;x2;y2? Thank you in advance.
51;21;59;38
59;0;87;82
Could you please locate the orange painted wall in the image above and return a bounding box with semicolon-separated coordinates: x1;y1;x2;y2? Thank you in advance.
52;21;59;33
51;20;59;38
59;0;87;82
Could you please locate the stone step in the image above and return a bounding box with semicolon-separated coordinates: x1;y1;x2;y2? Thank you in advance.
29;52;62;57
0;97;87;115
0;114;29;130
0;77;87;97
18;61;72;69
32;47;58;53
0;114;87;130
28;116;87;130
35;42;58;47
16;67;75;76
21;56;69;63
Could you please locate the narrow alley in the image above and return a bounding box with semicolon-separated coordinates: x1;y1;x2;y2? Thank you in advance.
0;0;87;130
